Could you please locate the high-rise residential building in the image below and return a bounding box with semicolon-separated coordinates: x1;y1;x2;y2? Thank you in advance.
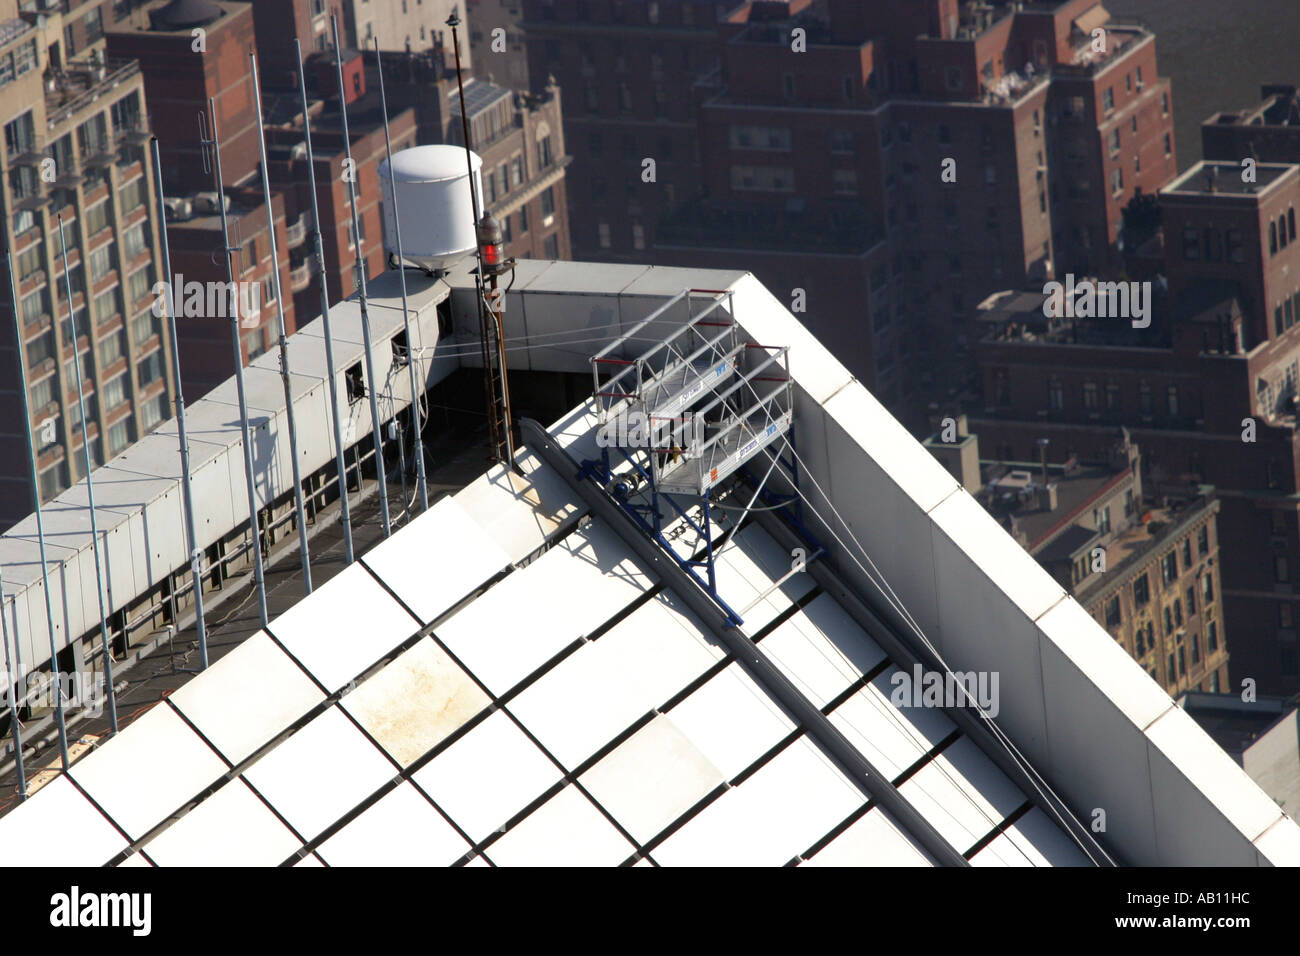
261;48;419;327
961;155;1300;697
107;0;261;193
521;0;721;260
522;0;1178;432
926;421;1228;696
340;0;466;62
104;0;294;398
0;2;173;527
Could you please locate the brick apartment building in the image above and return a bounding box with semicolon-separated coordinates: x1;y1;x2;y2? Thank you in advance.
107;0;294;398
927;421;1228;696
961;153;1300;696
522;0;1177;430
0;1;173;526
261;48;418;327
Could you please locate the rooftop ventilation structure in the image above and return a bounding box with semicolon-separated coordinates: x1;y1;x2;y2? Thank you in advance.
580;289;817;626
149;0;224;31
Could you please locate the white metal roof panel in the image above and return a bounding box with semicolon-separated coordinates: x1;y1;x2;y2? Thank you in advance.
0;775;127;867
340;637;491;767
652;737;865;867
439;520;655;696
800;807;936;867
412;710;563;843
969;806;1091;867
578;714;726;845
665;661;797;780
897;736;1028;856
485;784;636;867
139;779;302;867
316;782;470;867
69;704;228;840
758;593;888;708
360;496;512;625
168;630;326;765
828;667;957;781
453;453;582;560
266;562;421;693
242;706;396;842
507;592;726;770
712;525;816;632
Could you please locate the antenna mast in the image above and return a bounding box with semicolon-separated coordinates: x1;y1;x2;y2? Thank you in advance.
251;52;313;593
295;39;356;564
373;39;429;513
201;100;269;628
152;136;210;669
332;15;391;539
4;254;68;769
56;216;118;735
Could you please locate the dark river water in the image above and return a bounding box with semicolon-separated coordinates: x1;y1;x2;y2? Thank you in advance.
1105;0;1300;164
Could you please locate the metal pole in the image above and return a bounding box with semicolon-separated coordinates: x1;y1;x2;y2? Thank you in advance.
448;11;500;462
4;255;67;769
333;15;391;538
294;38;355;565
250;52;313;594
0;583;27;801
151;137;210;670
204;99;269;628
373;40;428;512
56;217;118;735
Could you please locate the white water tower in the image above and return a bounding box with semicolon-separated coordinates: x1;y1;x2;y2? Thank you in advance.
378;144;483;275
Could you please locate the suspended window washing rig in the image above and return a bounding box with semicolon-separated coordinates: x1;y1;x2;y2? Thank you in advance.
579;289;825;627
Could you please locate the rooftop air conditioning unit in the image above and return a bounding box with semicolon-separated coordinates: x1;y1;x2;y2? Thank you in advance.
163;196;193;221
193;191;229;214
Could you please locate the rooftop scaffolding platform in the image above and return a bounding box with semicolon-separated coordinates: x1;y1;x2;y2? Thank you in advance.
581;290;814;627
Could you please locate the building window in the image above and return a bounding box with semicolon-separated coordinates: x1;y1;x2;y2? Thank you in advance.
1276;554;1289;583
1202;573;1214;604
1162;550;1178;585
730;126;793;151
830;129;853;154
1134;573;1150;606
1048;377;1063;410
137;351;163;390
132;310;158;346
1083;381;1099;410
1198;525;1209;555
832;169;858;196
543;234;559;259
540;187;555;220
598;222;610;248
1166;385;1179;417
102;372;128;410
1164;133;1172;156
1095;504;1111;535
1186;585;1196;616
1103;87;1114;112
1207;620;1218;652
1105;596;1121;627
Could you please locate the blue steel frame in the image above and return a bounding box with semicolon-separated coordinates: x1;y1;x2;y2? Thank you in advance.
579;429;824;628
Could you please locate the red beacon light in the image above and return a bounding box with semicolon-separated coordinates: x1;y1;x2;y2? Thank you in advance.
476;213;509;276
